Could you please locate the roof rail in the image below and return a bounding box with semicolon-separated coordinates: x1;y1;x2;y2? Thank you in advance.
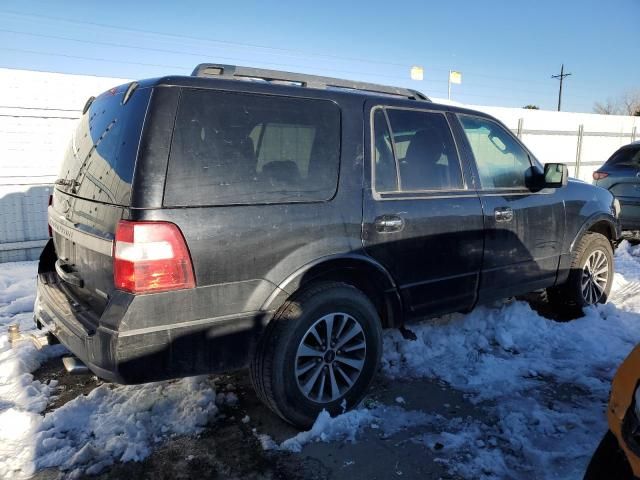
191;63;430;101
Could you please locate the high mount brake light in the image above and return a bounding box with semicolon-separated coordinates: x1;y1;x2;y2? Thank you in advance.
593;171;609;181
113;221;195;294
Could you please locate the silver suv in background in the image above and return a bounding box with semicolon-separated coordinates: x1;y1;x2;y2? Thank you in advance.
593;141;640;232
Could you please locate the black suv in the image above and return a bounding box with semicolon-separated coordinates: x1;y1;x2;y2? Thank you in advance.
35;64;621;427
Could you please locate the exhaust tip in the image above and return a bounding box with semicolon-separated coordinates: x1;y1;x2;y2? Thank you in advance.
62;356;90;375
8;324;20;343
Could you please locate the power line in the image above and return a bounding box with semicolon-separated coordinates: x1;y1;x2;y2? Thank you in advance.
0;47;595;105
0;104;81;112
0;30;438;85
0;47;188;70
0;40;598;102
0;10;415;69
0;10;592;91
0;19;597;107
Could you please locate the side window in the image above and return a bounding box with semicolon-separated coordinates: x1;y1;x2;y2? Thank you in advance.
386;109;463;191
459;115;531;189
372;109;398;192
165;89;340;206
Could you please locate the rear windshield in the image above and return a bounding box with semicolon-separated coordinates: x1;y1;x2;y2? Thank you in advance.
56;85;151;206
164;89;341;206
605;145;640;168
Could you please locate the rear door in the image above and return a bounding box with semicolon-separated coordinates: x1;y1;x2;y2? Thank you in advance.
362;103;484;319
50;85;151;315
455;114;566;301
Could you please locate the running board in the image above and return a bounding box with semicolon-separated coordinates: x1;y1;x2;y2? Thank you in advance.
62;356;90;375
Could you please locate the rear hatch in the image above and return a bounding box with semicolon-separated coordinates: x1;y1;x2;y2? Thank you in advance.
601;145;640;195
49;83;151;315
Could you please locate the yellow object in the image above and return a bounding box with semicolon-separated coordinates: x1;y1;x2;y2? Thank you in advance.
449;70;462;84
410;66;424;81
609;343;640;476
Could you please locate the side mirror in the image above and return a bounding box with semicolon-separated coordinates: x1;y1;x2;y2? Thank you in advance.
543;163;568;188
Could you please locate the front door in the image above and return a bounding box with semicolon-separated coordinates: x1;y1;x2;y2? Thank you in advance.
455;114;566;301
362;104;484;319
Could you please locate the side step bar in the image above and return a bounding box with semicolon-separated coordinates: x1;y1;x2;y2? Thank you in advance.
62;356;90;375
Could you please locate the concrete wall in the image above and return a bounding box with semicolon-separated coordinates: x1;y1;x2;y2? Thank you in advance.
0;67;639;262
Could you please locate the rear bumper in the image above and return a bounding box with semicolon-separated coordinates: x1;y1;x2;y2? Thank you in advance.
35;273;270;384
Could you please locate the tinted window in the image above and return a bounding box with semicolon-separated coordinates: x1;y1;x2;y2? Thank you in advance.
372;109;398;192
165;89;340;206
57;86;151;206
372;108;463;192
459;115;531;189
605;146;640;168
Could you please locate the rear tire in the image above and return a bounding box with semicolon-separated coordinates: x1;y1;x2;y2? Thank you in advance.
547;232;614;313
249;281;382;428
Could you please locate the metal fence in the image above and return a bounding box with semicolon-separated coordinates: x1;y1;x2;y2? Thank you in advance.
514;120;637;179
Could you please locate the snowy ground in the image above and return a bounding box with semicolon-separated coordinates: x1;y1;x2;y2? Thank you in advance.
2;243;640;479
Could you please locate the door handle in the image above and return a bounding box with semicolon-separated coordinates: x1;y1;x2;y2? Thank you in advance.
374;215;405;233
494;207;514;223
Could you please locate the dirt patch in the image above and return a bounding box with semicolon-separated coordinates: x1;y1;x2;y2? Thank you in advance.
33;355;103;413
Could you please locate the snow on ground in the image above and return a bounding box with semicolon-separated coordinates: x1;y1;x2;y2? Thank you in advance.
2;243;640;479
0;264;220;479
263;294;622;478
268;241;640;479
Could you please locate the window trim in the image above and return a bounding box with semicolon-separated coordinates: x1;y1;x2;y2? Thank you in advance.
369;105;468;200
456;113;534;192
381;108;402;191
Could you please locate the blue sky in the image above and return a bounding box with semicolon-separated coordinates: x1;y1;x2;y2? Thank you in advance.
0;0;637;113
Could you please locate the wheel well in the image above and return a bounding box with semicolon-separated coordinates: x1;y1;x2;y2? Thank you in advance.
290;260;402;329
586;220;615;244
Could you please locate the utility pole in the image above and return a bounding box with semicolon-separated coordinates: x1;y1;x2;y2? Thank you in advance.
551;64;572;112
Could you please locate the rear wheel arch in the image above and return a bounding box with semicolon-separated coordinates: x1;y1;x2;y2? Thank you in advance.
261;255;403;329
586;220;616;243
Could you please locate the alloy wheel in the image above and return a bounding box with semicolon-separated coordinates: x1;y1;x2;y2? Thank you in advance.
581;249;609;304
294;312;367;403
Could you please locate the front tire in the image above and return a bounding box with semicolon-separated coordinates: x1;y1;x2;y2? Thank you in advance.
250;282;382;428
547;232;614;312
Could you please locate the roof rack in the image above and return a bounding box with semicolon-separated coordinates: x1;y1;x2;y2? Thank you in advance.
191;63;430;101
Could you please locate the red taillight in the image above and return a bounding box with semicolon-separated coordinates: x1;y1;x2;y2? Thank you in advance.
113;220;195;294
593;171;609;181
